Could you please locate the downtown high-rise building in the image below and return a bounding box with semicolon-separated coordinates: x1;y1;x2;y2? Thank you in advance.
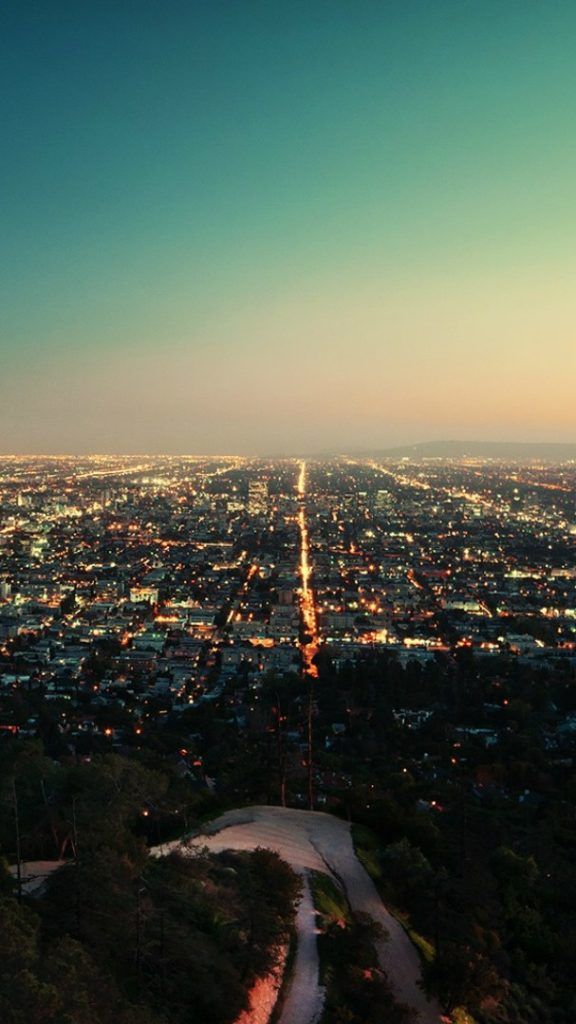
248;479;268;516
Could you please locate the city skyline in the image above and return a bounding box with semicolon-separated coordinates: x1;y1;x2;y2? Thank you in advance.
2;1;576;454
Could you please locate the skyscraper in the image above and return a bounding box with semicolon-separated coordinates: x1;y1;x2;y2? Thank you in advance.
248;480;268;516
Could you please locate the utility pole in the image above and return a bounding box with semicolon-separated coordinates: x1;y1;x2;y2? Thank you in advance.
40;777;60;857
160;909;166;1002
72;796;80;935
274;692;287;807
136;883;142;982
136;883;142;971
307;678;314;811
135;880;146;992
12;780;22;902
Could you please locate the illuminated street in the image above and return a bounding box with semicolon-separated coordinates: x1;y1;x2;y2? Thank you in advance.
296;461;319;678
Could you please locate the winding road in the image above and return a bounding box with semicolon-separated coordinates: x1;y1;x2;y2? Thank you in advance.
154;805;441;1024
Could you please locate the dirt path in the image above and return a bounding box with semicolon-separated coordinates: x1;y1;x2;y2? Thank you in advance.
160;815;326;1024
12;807;441;1021
277;872;325;1024
155;805;441;1024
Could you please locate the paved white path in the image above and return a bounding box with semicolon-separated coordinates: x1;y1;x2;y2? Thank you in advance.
155;806;441;1024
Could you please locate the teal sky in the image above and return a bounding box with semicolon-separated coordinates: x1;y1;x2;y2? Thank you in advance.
1;0;575;453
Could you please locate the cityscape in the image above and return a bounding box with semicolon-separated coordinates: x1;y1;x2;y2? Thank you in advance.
2;1;576;1023
2;454;575;750
1;453;575;1022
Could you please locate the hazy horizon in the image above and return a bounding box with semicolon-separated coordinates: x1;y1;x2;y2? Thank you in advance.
1;439;576;460
2;2;575;453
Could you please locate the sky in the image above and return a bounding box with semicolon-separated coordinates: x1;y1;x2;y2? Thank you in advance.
1;0;575;454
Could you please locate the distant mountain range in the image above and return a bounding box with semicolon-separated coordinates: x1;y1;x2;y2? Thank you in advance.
361;440;576;461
